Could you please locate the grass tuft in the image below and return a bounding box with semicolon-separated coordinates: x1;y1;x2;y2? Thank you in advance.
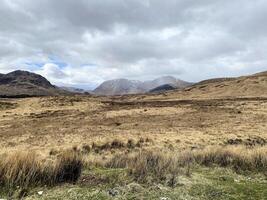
106;150;181;183
0;150;83;190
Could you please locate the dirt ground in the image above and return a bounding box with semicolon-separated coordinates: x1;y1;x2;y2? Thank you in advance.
0;94;266;155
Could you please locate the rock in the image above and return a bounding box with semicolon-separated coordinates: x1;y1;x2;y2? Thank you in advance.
127;183;144;193
107;188;119;197
160;197;170;200
153;184;169;192
38;191;43;195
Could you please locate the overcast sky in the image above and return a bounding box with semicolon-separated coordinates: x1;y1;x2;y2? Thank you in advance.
0;0;267;89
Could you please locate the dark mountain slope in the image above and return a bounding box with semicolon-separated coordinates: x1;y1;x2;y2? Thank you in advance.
0;70;67;97
149;84;176;93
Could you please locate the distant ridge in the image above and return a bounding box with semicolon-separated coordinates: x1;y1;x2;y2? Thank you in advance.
0;70;68;97
93;76;192;95
149;84;176;93
60;86;88;94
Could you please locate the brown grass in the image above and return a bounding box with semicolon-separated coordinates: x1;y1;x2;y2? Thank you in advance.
106;150;180;183
104;145;267;182
91;139;132;153
191;146;267;173
54;150;83;183
0;150;83;189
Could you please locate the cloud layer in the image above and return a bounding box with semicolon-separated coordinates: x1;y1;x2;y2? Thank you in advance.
0;0;267;89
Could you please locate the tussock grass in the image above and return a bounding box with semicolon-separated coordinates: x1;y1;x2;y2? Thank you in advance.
91;139;125;153
0;150;83;189
128;151;180;182
90;138;152;153
54;150;83;183
106;150;181;182
0;151;45;188
191;146;267;173
104;145;267;182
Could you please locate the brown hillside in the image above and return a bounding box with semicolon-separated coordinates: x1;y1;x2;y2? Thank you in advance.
141;71;267;100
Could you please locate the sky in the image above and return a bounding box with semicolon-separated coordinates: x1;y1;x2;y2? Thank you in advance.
0;0;267;89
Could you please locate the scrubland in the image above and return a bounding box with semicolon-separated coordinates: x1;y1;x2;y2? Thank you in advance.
0;94;267;199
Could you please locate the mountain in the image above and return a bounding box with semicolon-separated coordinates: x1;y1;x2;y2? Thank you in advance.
0;70;68;97
149;84;176;93
60;86;89;94
142;76;191;91
93;79;143;95
0;70;54;88
93;76;192;95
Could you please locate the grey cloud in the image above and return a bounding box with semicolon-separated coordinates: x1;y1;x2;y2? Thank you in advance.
0;0;266;87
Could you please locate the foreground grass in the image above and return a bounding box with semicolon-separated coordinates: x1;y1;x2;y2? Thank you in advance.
0;144;267;199
0;150;82;198
21;167;267;200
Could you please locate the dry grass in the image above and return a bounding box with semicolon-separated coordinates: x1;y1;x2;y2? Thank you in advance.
191;146;267;173
0;150;83;189
54;150;83;183
90;138;151;153
103;145;267;183
91;139;125;153
0;144;266;193
106;150;181;183
1;96;266;154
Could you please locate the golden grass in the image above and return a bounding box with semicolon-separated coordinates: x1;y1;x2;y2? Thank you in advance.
106;150;180;183
54;150;83;183
1;96;266;155
103;145;267;182
191;146;267;173
0;150;82;189
0;144;266;192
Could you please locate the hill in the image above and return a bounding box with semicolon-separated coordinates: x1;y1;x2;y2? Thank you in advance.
147;71;267;100
0;70;68;97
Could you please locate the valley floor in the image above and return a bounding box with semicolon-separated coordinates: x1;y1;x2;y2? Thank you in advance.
0;94;267;199
0;95;267;153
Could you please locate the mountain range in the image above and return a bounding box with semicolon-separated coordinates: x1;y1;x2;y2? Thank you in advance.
93;76;192;95
0;70;192;97
0;70;266;97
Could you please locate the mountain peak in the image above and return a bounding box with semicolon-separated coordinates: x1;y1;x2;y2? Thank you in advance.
7;70;32;76
93;76;192;95
93;78;143;95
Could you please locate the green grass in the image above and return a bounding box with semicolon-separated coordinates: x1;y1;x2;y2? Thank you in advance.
4;167;263;200
190;168;267;200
